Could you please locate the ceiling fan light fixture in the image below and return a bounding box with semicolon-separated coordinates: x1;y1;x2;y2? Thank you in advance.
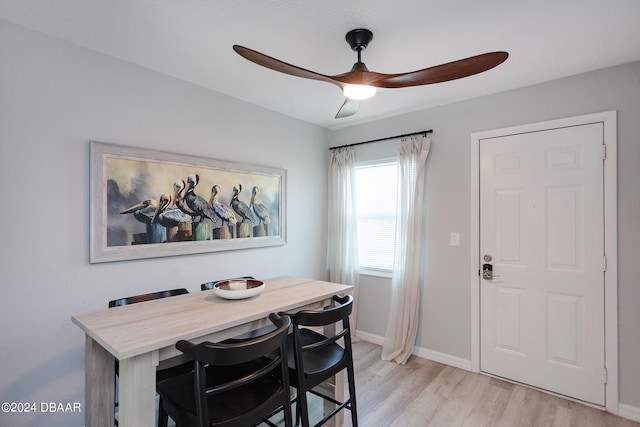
343;84;376;100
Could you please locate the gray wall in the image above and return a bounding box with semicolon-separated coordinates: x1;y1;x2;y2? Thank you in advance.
333;60;640;410
0;20;328;427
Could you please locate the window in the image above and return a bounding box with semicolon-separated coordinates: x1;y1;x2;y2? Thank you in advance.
355;160;398;275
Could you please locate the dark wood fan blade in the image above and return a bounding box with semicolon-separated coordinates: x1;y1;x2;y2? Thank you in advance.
233;45;341;87
371;51;508;88
335;98;360;119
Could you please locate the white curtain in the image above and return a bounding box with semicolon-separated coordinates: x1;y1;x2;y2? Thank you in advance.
327;147;360;334
382;135;431;364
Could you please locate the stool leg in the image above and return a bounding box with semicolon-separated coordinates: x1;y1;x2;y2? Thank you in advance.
158;395;168;427
297;389;311;427
347;364;358;426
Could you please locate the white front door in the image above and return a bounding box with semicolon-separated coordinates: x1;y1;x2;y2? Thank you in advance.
479;123;605;405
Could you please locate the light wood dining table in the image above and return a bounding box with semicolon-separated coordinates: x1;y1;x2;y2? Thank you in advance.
71;276;353;427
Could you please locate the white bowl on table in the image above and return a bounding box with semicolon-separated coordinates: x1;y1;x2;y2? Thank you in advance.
213;279;265;300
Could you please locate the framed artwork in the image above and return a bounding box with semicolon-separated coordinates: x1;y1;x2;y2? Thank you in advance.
90;141;286;263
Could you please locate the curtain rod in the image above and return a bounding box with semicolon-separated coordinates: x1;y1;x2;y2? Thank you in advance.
329;129;433;151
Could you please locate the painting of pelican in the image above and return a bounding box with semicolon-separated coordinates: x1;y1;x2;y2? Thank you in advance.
208;185;237;226
120;198;165;244
250;186;271;225
172;179;197;220
150;193;192;242
92;141;285;263
231;184;255;223
184;174;215;223
207;184;237;239
151;194;192;227
120;199;157;224
249;185;272;237
230;184;255;238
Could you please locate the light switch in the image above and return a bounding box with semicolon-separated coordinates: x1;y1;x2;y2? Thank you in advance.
450;232;460;247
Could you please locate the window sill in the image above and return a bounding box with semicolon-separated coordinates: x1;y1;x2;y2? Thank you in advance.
359;268;393;279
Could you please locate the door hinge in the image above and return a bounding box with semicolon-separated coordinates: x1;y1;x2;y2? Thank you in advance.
602;144;607;160
603;255;607;272
604;367;608;384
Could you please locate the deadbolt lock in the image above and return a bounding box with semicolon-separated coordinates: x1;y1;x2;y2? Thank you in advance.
482;263;500;280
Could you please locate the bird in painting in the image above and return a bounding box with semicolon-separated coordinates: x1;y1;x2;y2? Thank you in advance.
208;184;238;226
249;186;271;225
183;174;214;222
172;179;197;220
230;184;255;223
151;193;192;228
120;199;158;224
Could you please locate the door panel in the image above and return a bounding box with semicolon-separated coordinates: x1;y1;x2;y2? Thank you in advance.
480;123;605;405
495;190;523;263
547;186;581;269
495;286;523;354
547;292;581;366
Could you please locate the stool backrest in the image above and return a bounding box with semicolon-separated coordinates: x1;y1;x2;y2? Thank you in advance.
108;288;189;307
200;276;254;291
175;313;292;427
291;294;353;327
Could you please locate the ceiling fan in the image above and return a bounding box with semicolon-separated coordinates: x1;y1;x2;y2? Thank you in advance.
233;29;508;119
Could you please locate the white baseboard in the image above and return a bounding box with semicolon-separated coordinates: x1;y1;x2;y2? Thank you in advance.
354;330;472;371
618;403;640;422
354;330;385;346
413;347;472;371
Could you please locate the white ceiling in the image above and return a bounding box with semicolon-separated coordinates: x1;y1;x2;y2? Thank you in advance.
2;0;639;130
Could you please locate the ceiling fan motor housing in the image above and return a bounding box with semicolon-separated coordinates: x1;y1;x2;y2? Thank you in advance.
346;28;373;51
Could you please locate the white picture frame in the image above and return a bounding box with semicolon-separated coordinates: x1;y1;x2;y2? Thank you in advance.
90;141;286;263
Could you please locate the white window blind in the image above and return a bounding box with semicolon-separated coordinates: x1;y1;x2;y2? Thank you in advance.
355;161;398;272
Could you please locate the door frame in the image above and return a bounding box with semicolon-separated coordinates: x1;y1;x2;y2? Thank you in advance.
469;111;618;413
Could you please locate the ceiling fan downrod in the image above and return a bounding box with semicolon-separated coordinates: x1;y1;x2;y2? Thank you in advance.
345;28;373;64
345;28;373;72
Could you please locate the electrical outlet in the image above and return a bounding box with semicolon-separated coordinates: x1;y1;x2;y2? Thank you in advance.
450;232;460;247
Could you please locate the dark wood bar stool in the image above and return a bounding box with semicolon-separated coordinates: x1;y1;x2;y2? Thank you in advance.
108;288;193;426
156;313;293;427
280;294;358;427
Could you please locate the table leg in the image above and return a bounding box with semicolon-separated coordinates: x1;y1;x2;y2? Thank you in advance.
85;336;114;427
118;351;158;427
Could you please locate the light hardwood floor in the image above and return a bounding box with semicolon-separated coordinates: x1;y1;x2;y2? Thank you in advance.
266;340;639;427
